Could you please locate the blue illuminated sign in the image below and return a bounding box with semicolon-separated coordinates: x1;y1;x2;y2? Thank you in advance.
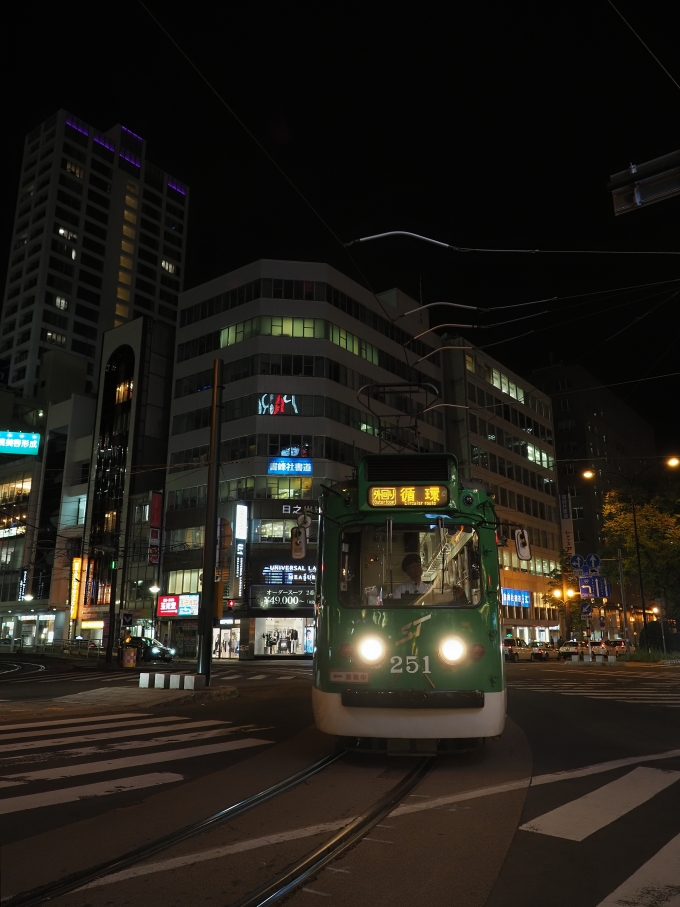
501;588;531;608
268;458;313;475
0;431;40;455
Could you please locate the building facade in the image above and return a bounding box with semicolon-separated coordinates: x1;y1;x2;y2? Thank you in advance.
442;338;562;642
165;260;446;658
0;109;188;400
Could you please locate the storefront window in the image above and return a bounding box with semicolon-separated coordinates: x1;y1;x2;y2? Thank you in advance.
213;620;241;658
253;616;315;656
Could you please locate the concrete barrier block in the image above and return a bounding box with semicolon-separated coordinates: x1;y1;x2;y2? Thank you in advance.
596;655;604;663
169;674;183;689
571;655;580;663
583;655;592;663
608;656;617;663
153;673;169;689
183;674;206;690
139;672;151;688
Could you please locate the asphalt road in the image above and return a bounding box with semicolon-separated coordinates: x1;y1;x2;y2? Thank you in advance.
1;658;679;906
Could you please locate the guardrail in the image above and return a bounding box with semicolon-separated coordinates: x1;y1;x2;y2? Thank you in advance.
0;638;117;660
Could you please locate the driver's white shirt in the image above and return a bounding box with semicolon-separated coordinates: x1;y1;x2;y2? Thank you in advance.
393;581;430;599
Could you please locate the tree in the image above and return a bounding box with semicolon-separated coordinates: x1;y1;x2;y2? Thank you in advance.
542;551;583;635
602;487;680;620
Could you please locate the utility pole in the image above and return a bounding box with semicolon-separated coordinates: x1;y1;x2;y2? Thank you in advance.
196;359;222;684
617;549;631;659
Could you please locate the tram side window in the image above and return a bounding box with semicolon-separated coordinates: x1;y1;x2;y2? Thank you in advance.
339;523;482;608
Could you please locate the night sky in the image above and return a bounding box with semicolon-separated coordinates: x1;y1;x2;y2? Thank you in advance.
3;2;680;452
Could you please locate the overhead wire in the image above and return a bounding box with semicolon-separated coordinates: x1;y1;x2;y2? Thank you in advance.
606;0;680;94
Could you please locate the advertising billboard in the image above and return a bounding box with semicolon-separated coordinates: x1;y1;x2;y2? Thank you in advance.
0;431;40;455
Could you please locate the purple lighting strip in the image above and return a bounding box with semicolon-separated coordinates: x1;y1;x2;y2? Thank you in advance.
65;117;89;137
119;149;141;167
93;133;115;152
122;126;143;141
167;177;186;196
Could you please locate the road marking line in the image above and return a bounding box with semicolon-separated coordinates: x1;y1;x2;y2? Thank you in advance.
594;830;680;906
0;720;228;753
249;675;267;680
0;716;189;742
520;767;680;841
0;713;151;732
363;837;393;843
74;746;680;890
0;737;273;786
80;822;348;888
0;772;183;815
302;889;331;897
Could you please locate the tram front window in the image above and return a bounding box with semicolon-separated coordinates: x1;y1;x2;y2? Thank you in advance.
339;522;482;608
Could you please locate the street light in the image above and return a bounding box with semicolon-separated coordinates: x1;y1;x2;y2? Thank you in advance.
652;606;667;655
149;585;160;639
582;457;678;649
552;588;575;636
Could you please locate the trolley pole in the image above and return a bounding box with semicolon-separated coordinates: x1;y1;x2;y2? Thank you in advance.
197;359;223;684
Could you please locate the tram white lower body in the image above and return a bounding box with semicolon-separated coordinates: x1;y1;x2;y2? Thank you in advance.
312;687;506;739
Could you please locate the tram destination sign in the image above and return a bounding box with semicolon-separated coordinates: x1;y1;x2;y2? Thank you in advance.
367;485;449;508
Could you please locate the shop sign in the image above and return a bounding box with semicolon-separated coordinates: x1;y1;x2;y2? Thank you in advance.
0;525;26;539
179;594;200;616
268;458;312;475
158;595;179;616
0;430;40;455
262;563;317;584
250;585;315;611
329;670;370;683
258;394;298;415
70;557;82;620
501;588;531;608
281;503;318;515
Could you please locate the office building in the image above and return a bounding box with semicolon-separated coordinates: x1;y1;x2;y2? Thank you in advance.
165;261;446;658
442;338;563;641
0;109;188;400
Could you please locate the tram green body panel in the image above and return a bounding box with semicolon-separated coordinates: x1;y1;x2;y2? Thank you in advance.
313;454;506;705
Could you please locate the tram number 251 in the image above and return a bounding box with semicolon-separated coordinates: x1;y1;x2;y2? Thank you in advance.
390;655;431;674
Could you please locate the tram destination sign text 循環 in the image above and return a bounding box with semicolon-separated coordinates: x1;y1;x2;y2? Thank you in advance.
368;485;449;507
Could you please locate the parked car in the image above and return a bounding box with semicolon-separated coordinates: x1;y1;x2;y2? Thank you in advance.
590;639;609;656
527;641;550;661
503;638;533;662
558;639;588;659
542;642;559;661
122;636;175;663
607;639;634;656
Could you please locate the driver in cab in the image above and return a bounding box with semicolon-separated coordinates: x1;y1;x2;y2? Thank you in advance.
393;553;430;598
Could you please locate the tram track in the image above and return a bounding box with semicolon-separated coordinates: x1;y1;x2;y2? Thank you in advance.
1;751;344;907
2;746;436;907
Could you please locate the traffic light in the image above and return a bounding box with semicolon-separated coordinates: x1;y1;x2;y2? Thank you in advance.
291;526;307;559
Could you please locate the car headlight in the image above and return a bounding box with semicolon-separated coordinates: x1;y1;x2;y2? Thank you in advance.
169;648;176;655
357;636;385;665
151;647;160;654
438;636;466;665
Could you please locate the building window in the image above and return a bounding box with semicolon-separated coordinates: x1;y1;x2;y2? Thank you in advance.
123;225;135;239
117;287;130;301
115;380;133;404
118;271;131;285
572;507;584;520
123;210;137;224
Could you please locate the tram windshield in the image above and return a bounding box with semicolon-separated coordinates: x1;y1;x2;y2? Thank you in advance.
339;522;482;608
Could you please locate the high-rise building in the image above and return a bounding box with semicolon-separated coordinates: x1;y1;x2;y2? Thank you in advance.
0;109;188;399
442;337;563;641
164;261;446;658
532;362;656;555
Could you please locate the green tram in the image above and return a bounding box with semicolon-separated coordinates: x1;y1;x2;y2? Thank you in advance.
312;453;506;745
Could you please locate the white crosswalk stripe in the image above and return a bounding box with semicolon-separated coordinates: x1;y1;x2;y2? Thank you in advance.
508;676;680;706
0;711;275;814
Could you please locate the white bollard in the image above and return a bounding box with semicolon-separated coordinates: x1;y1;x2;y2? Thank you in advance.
583;655;592;663
139;672;151;688
153;673;169;689
596;655;604;663
572;655;579;663
608;655;617;664
183;674;206;690
169;674;183;689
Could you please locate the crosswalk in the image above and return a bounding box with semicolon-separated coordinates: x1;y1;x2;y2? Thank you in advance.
0;665;313;688
507;671;680;706
0;711;274;815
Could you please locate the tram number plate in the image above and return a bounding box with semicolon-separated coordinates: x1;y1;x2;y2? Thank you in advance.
329;670;370;683
390;656;431;674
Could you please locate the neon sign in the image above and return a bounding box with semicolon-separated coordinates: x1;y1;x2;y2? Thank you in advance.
367;485;448;507
0;431;40;455
258;394;298;415
268;458;312;475
501;588;531;608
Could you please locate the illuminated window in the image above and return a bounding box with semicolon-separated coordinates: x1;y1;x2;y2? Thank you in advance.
65;160;84;179
121;240;134;254
115;303;129;318
161;260;176;274
117;287;130;301
114;318;126;328
119;255;133;270
122;225;135;239
125;195;138;210
126;181;138;195
118;271;131;285
465;353;474;372
55;296;68;310
115;379;133;404
123;210;137;224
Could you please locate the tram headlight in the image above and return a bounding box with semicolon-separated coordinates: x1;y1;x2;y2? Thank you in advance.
438;637;466;665
357;636;385;665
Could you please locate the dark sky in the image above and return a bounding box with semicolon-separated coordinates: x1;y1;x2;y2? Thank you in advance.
3;2;680;451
